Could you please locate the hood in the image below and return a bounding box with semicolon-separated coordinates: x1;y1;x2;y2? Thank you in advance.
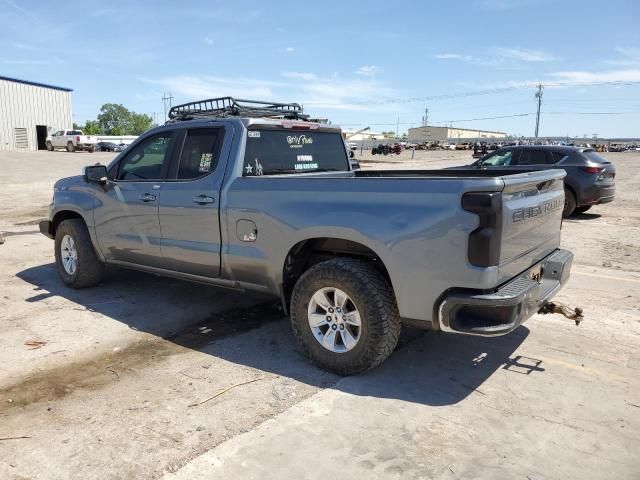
54;175;84;191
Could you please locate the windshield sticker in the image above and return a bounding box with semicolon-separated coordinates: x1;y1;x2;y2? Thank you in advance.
295;162;319;171
254;158;264;176
245;158;264;176
287;135;313;149
248;131;261;138
199;153;213;173
297;155;313;162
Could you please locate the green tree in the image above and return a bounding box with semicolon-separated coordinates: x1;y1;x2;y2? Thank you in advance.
90;104;153;136
97;103;132;135
129;112;153;135
83;120;101;135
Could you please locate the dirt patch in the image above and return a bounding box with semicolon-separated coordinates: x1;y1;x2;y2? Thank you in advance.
0;302;283;412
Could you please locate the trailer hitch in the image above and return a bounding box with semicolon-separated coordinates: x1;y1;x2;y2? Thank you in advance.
539;302;584;326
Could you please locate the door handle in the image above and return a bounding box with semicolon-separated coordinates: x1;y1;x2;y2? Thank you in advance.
138;193;156;202
192;195;215;205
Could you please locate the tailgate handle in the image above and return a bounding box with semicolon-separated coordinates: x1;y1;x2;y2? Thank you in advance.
536;180;554;192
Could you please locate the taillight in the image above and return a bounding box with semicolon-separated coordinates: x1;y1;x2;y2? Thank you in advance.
462;192;502;267
76;136;81;142
580;166;604;174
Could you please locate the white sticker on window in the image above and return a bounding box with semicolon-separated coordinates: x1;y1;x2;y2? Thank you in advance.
248;131;261;138
199;153;213;173
297;155;313;162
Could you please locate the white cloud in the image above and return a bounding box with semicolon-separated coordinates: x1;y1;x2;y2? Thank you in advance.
204;37;214;45
495;47;557;62
286;46;294;52
605;47;640;67
550;69;640;84
141;76;285;100
281;71;317;81
435;53;468;60
435;48;556;66
355;65;380;76
434;53;499;67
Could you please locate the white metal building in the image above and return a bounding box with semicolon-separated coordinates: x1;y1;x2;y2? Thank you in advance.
408;125;507;143
0;75;73;151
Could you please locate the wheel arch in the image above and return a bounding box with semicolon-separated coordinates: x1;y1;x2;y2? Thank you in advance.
280;237;394;316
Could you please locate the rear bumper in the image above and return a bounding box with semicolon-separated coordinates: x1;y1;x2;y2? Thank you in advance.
581;184;615;205
437;249;573;336
39;220;53;239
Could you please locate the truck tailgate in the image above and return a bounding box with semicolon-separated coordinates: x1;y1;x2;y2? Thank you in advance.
498;170;565;283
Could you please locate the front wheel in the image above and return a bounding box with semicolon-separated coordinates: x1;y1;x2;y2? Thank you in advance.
290;258;401;375
54;219;105;288
562;188;576;217
46;141;54;151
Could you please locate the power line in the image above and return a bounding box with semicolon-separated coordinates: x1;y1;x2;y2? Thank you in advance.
313;80;640;108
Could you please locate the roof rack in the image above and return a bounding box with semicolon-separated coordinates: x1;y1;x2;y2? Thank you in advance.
168;97;309;121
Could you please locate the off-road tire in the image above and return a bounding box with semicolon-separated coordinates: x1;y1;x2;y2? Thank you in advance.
46;141;54;151
574;205;592;215
54;219;105;288
290;258;401;375
562;188;576;217
66;142;75;152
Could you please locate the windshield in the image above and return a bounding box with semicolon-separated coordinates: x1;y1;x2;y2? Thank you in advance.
243;129;349;176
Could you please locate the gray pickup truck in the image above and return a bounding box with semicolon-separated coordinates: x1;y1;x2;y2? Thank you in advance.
39;97;573;375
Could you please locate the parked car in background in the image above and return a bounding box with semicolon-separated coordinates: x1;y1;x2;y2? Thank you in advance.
46;130;97;152
449;145;615;217
96;142;124;152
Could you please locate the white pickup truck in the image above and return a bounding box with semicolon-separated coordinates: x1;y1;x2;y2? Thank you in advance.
46;130;97;152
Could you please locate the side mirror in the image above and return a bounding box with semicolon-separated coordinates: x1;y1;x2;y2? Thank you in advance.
83;164;108;184
349;150;355;158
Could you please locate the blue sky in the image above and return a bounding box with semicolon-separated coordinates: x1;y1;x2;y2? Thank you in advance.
2;0;639;137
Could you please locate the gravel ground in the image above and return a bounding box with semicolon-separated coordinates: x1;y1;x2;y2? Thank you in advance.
0;149;638;479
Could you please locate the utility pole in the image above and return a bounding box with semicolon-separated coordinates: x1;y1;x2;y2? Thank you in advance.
396;116;399;139
161;92;174;122
534;83;543;138
424;107;429;144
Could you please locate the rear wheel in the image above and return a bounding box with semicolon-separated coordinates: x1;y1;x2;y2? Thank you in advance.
66;142;75;152
88;146;95;153
563;188;576;217
54;219;105;288
574;205;592;215
290;258;401;375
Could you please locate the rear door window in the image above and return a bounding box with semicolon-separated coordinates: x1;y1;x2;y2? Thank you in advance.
551;152;567;163
519;150;552;165
243;129;349;176
583;150;610;164
177;128;221;180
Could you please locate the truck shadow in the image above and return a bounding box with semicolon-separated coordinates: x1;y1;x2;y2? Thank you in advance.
16;264;532;407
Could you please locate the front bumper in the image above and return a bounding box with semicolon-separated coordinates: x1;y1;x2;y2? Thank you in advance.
39;220;54;239
438;249;573;336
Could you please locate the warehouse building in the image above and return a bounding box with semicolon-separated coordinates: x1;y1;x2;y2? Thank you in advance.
0;75;73;151
408;125;507;143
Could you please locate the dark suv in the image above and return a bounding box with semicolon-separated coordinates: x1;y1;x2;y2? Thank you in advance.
459;145;616;217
